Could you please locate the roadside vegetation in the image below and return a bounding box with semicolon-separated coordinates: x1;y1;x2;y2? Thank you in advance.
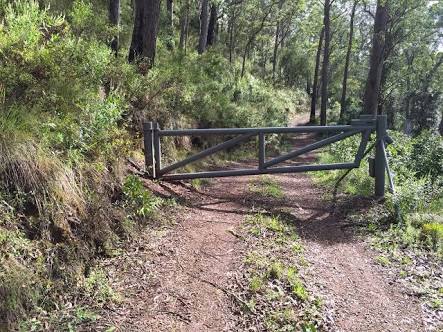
229;212;323;331
314;130;443;326
0;1;298;329
1;0;442;329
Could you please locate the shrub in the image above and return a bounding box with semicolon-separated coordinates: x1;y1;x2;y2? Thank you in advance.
122;175;161;219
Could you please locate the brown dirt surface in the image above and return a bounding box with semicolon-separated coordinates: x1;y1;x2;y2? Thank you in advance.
88;113;425;332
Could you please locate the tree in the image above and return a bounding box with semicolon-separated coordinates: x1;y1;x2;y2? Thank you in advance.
207;3;218;46
128;0;162;67
178;0;189;52
109;0;120;56
179;0;189;51
363;0;388;115
320;0;331;126
166;0;173;27
272;0;284;81
310;27;324;123
198;0;210;54
339;0;357;122
240;1;275;78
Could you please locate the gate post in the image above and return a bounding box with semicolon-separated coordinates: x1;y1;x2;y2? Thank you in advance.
143;122;155;178
153;122;161;178
375;115;387;198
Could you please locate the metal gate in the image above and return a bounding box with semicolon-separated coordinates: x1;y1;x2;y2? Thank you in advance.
143;115;391;197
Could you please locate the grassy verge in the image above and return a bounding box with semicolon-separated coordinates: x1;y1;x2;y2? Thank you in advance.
228;212;324;331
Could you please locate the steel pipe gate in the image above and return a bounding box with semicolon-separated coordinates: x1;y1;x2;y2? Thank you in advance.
143;115;390;197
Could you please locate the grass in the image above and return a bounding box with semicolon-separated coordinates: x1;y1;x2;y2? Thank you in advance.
233;212;323;331
248;176;284;199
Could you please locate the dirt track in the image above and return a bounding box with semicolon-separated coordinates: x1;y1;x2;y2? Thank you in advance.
90;114;424;331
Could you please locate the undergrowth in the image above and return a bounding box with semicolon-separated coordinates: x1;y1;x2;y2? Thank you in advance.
228;212;324;331
0;1;302;328
313;129;443;324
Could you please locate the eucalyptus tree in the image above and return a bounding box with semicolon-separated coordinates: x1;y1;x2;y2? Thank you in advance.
198;0;210;53
109;0;120;56
129;0;162;66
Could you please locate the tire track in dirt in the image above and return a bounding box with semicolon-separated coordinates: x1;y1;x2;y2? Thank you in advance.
90;114;424;331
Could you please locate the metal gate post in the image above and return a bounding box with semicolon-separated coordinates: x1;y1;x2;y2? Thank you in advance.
258;133;265;170
153;122;161;179
143;122;155;178
375;115;387;198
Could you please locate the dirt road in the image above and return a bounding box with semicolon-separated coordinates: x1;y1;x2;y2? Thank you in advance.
90;115;424;331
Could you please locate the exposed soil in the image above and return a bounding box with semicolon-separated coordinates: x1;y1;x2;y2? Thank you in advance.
89;114;425;331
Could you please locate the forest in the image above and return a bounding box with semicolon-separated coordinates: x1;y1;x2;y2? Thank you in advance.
0;0;442;330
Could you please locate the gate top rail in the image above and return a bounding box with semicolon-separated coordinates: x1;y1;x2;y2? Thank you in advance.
158;124;374;136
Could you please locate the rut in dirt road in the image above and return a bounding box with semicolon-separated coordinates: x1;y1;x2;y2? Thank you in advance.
90;116;425;332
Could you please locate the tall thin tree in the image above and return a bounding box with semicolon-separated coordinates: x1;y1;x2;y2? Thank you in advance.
166;0;173;27
339;0;357;122
320;0;331;126
109;0;120;56
310;27;324;123
207;3;218;46
198;0;210;54
363;0;388;115
179;0;189;51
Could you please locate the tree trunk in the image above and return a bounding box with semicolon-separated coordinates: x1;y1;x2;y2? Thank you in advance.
207;3;217;46
128;0;161;67
240;4;274;78
320;0;331;126
166;0;173;27
310;27;324;123
228;12;236;62
272;22;280;81
339;0;357;122
198;0;210;54
439;115;443;136
363;0;388;115
109;0;120;56
179;0;189;51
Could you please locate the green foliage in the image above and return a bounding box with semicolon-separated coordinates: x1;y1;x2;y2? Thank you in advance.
249;176;284;199
410;131;443;181
315;130;443;257
123;175;161;219
83;268;118;304
422;223;443;252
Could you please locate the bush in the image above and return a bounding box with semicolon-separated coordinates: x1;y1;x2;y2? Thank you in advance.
316;128;443;256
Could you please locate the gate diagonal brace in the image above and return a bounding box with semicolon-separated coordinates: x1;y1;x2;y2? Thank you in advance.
262;129;362;169
158;132;255;176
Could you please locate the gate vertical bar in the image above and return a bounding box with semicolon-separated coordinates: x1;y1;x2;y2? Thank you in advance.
375;115;387;197
258;132;265;170
153;122;161;179
143;121;155;178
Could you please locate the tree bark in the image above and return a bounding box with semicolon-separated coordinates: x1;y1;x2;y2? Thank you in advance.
109;0;120;56
339;0;357;122
320;0;331;126
272;0;284;81
128;0;161;67
272;23;280;81
179;0;189;51
198;0;210;54
228;11;236;62
310;27;324;123
166;0;173;27
363;0;388;115
207;3;217;46
439;115;443;136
